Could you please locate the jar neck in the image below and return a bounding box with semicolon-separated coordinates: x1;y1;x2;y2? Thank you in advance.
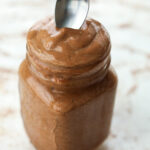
26;45;111;92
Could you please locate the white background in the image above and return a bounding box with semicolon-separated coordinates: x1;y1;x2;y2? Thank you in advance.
0;0;150;149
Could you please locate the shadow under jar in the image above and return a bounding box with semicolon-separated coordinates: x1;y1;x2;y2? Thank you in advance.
19;17;118;150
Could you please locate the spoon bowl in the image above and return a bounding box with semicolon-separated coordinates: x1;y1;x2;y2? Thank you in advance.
55;0;90;29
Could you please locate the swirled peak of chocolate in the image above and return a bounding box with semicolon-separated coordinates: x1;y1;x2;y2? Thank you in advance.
27;17;111;67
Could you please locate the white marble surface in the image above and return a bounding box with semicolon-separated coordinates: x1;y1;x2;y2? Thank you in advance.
0;0;150;150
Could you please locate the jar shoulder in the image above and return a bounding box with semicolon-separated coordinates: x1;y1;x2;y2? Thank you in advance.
19;60;118;114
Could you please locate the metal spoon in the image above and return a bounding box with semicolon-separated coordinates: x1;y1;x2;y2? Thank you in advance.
55;0;90;29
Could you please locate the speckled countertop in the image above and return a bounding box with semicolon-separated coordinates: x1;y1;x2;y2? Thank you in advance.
0;0;150;150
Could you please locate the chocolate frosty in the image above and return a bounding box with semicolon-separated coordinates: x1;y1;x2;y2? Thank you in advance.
19;17;118;150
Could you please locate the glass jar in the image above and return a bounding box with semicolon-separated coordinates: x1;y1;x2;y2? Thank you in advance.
19;17;118;150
